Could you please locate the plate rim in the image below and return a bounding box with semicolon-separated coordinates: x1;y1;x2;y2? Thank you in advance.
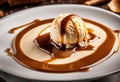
0;4;120;81
0;4;120;22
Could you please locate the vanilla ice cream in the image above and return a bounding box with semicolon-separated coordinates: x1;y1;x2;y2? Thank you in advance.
50;14;88;49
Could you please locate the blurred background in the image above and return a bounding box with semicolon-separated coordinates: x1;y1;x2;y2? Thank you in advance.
0;0;120;82
0;0;120;18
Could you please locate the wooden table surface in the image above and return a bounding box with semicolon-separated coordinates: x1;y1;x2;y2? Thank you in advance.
0;0;120;82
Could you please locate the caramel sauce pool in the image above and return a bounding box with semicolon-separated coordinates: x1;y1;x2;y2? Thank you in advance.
6;18;118;73
35;33;95;59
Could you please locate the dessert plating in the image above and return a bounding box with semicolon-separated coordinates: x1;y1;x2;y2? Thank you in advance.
6;14;120;72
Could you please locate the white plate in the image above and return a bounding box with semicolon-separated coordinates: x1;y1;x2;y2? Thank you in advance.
0;4;120;81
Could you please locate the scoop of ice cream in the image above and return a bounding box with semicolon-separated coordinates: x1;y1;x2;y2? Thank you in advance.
50;14;88;49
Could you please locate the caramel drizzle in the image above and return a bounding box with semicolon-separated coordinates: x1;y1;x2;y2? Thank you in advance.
35;26;96;60
9;19;40;34
5;18;119;72
38;25;51;36
5;48;14;56
87;28;100;40
113;30;120;53
60;14;80;45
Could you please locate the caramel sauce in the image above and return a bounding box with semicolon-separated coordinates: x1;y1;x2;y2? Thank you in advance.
9;19;40;34
87;28;94;33
113;30;120;53
6;18;118;73
35;28;96;59
87;28;100;41
5;48;14;56
35;33;75;58
76;44;95;51
78;68;91;72
44;57;57;63
60;14;80;44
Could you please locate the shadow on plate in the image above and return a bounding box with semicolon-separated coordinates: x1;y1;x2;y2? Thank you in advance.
0;70;120;82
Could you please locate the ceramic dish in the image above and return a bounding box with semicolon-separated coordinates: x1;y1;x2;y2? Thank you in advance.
0;4;120;81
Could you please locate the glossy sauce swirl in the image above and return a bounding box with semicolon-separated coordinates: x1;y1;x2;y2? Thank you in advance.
6;18;118;72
